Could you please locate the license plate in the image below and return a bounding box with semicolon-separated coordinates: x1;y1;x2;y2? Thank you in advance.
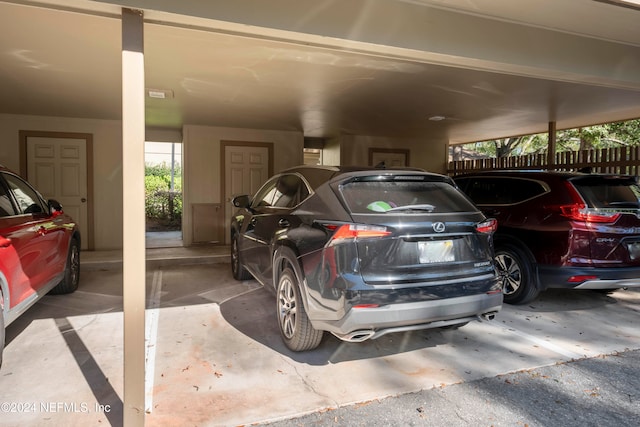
418;240;454;264
627;242;640;260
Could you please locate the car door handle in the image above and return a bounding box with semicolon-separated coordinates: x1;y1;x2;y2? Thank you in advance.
278;218;290;228
0;236;11;248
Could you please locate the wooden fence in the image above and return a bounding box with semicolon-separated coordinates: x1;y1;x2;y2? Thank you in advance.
447;146;640;176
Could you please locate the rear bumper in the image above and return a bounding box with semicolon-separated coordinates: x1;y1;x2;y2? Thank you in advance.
310;292;503;342
538;265;640;290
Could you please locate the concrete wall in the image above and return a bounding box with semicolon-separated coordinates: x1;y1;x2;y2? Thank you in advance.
338;134;448;173
0;115;304;250
321;137;342;166
179;124;304;246
0;113;123;250
1;115;447;250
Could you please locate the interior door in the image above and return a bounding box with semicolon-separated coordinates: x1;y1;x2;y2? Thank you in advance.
223;143;271;245
25;136;89;250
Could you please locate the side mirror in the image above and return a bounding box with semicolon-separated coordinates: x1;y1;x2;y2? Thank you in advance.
48;199;64;216
232;195;251;208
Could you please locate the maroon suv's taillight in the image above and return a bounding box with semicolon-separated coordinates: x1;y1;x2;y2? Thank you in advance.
558;204;620;223
557;181;620;224
476;218;497;234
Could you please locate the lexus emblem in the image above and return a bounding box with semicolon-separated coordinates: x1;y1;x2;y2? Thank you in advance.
433;222;446;233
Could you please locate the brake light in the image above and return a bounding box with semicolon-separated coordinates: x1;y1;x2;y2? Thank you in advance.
558;204;621;223
476;218;497;234
329;224;391;243
567;275;598;283
353;304;380;309
558;182;620;223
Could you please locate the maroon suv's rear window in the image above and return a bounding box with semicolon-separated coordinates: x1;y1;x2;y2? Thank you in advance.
571;176;640;209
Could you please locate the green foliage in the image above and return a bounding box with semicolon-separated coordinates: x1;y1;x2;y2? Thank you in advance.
146;162;182;177
454;119;640;159
145;163;182;224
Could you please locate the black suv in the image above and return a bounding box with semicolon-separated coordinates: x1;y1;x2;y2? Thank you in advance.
455;170;640;304
230;166;502;351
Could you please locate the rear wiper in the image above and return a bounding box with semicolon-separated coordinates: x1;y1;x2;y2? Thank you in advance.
387;204;435;213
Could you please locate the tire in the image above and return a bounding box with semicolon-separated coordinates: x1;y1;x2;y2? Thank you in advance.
231;234;252;281
495;244;539;305
276;267;323;351
50;238;80;295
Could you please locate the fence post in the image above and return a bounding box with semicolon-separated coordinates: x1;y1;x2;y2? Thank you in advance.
547;121;556;170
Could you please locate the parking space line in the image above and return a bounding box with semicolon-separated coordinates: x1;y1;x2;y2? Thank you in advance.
219;285;263;304
145;270;163;413
487;322;584;360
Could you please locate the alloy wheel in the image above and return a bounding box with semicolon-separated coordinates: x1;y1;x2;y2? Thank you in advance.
69;244;80;286
278;275;297;340
495;252;522;296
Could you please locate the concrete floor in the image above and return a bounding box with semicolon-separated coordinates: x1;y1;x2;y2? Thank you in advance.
1;248;639;426
145;231;183;249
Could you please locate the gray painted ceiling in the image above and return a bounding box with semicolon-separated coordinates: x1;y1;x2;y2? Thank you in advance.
1;0;639;143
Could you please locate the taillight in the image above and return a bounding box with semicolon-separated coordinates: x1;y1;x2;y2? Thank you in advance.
327;224;391;244
558;204;621;223
476;218;497;234
558;182;620;223
353;304;380;309
567;275;598;283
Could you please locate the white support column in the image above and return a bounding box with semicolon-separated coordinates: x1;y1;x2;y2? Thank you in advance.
121;8;145;427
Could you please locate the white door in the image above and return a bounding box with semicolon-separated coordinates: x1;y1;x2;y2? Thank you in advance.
26;137;89;250
224;145;270;244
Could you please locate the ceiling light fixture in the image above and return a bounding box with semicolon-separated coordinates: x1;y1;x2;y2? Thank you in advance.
428;115;446;121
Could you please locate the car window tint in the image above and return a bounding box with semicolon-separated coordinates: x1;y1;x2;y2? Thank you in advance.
273;174;307;208
251;176;279;208
3;173;46;214
463;177;545;204
0;178;17;217
572;177;640;208
341;179;477;213
299;168;336;190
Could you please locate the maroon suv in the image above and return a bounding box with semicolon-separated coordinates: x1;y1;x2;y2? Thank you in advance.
455;170;640;304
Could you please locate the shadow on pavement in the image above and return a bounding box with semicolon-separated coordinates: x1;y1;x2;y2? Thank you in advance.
220;286;479;366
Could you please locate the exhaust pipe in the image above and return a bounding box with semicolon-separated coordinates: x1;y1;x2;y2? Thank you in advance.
479;311;498;321
334;313;500;343
332;330;376;343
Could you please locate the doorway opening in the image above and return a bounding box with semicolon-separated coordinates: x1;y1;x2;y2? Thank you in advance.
144;141;183;248
303;148;322;165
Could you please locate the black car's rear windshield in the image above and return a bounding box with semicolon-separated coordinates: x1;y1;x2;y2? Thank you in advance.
340;177;478;214
571;175;640;208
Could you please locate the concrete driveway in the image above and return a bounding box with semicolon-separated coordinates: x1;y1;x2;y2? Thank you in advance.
1;254;639;426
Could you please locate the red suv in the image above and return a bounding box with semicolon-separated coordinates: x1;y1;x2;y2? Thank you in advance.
0;165;80;367
455;170;640;304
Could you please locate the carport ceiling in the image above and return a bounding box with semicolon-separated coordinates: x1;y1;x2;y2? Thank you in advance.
1;0;639;143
